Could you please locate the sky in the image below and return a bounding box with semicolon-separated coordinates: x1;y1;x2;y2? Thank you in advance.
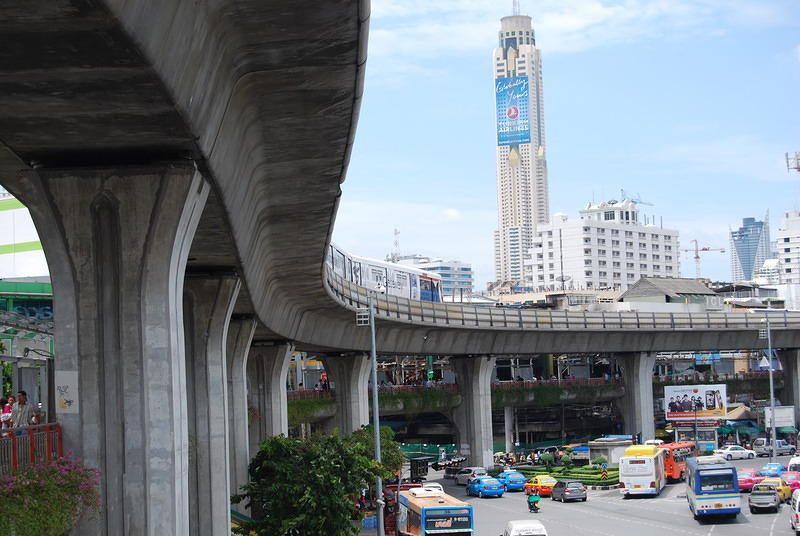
332;0;800;290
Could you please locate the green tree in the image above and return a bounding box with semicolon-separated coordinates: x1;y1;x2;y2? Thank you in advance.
539;452;554;469
591;456;607;466
560;454;572;468
347;425;406;474
232;434;388;536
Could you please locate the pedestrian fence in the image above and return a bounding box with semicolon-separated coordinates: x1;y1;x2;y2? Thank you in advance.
0;423;63;474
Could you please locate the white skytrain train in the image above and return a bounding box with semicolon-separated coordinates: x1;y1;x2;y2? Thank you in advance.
326;244;443;303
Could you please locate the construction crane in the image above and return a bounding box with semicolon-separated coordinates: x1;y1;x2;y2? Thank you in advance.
619;189;654;207
681;239;725;279
787;152;800;174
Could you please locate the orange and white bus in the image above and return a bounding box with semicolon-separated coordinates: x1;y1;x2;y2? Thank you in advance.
658;442;698;482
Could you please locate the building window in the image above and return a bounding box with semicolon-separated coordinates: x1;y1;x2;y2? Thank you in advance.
585;271;593;277
787;268;792;273
625;231;633;237
598;239;606;245
627;273;635;279
584;238;591;244
639;233;646;238
583;226;591;232
584;248;592;255
599;260;607;266
613;262;620;268
640;264;647;269
598;249;606;255
665;245;672;251
653;265;660;270
652;244;659;250
613;272;621;279
612;251;620;257
665;255;672;261
597;228;605;234
626;252;634;259
626;241;633;248
639;253;647;260
666;266;673;272
639;243;647;249
612;240;620;246
787;258;792;263
611;229;620;235
651;234;659;240
785;248;791;253
627;262;634;268
599;271;607;277
584;259;592;265
653;254;660;260
604;211;615;220
785;238;791;243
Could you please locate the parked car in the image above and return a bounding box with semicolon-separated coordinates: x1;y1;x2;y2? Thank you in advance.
749;483;781;513
781;472;800;492
456;467;487;486
788;456;800;472
466;477;505;498
737;468;760;492
761;478;793;502
759;463;787;478
713;445;755;460
524;475;557;497
550;480;587;502
753;438;797;457
495;471;527;492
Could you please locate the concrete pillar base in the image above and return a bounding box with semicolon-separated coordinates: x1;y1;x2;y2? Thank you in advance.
321;354;371;433
451;357;496;467
184;275;240;536
7;165;208;535
504;406;514;453
616;352;657;442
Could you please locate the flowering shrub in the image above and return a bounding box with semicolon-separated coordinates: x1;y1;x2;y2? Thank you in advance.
0;456;101;536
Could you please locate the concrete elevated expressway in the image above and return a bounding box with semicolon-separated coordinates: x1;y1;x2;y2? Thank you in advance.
1;1;799;534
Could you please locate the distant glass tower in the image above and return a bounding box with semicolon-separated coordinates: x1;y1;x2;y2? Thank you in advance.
492;9;549;283
730;214;771;281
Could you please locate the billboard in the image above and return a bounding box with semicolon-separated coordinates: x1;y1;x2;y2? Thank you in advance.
495;77;531;146
664;384;727;421
764;406;795;428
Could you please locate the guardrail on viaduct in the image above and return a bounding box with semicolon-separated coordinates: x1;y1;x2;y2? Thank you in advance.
326;266;800;330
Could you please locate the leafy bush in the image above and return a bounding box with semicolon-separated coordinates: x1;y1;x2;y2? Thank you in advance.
232;433;389;536
560;454;573;468
0;456;101;536
539;452;554;468
591;456;608;466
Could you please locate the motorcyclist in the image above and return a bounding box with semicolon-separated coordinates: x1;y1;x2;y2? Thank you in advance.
527;489;541;513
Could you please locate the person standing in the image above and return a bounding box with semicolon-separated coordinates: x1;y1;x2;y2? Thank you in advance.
11;390;37;428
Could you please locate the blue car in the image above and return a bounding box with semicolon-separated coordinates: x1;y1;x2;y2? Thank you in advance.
758;463;786;477
466;477;505;498
495;471;527;491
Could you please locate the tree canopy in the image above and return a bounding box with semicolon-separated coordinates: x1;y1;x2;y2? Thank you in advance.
232;428;403;536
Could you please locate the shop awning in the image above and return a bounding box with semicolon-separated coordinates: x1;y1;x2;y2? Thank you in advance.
778;426;799;434
716;426;734;434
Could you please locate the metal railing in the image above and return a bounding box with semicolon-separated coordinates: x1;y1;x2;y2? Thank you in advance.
326;266;800;332
0;423;63;474
286;389;335;401
653;370;782;384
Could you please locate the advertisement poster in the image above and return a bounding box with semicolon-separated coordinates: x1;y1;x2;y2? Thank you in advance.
664;384;727;420
764;406;795;428
495;76;531;146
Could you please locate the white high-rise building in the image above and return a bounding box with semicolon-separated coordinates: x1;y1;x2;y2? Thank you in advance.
524;199;680;291
775;210;800;284
492;11;549;283
730;215;772;282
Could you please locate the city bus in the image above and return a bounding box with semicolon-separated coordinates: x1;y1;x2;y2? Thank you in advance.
658;442;698;482
397;488;474;536
686;456;741;520
618;445;667;497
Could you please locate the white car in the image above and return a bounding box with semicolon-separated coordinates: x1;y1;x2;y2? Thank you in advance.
502;519;548;536
713;445;755;460
455;467;487;486
419;483;444;493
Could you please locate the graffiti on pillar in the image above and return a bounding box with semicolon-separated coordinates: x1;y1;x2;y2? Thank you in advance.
55;371;79;414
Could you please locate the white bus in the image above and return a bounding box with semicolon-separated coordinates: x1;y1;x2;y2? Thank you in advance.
619;445;667;497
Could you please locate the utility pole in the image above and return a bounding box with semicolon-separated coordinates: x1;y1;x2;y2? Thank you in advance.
681;239;725;279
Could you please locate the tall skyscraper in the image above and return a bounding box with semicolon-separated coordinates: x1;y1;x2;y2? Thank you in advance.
730;214;771;281
492;9;549;283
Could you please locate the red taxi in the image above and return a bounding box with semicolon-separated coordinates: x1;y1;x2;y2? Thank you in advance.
781;472;800;491
524;475;558;497
737;468;760;492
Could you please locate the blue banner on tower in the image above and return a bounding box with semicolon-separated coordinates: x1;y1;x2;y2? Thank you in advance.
495;76;531;146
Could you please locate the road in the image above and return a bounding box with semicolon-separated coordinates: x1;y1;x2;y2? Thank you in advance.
429;455;797;536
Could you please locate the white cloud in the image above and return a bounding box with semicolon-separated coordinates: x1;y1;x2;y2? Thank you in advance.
366;0;796;76
644;135;791;182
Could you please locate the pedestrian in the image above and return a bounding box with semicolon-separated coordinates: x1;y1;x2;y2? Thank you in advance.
0;396;11;429
11;391;37;429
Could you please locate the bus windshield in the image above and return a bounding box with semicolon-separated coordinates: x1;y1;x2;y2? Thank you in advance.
700;474;734;491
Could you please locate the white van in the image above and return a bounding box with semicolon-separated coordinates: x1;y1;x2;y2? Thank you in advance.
501;520;548;536
788;456;800;472
789;489;800;534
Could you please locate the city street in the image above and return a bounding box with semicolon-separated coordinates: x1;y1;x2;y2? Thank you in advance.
429;455;798;536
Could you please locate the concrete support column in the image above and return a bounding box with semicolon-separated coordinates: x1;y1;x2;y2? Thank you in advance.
616;352;657;442
183;275;240;536
451;356;496;467
504;406;514;453
6;165;208;535
226;316;257;508
248;343;295;449
321;353;371;433
779;349;800;426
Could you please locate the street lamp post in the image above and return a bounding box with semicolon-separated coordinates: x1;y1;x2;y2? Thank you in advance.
358;291;385;536
761;315;777;464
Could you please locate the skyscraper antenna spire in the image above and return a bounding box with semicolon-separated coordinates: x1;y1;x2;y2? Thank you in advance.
513;0;520;15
